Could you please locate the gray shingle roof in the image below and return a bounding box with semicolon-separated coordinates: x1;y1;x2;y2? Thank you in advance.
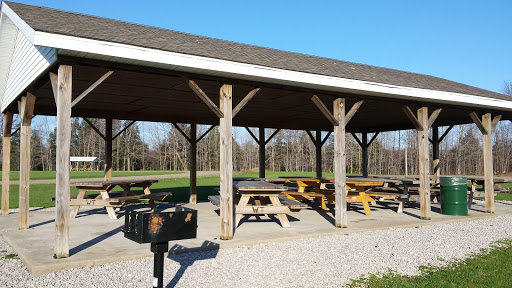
5;1;510;101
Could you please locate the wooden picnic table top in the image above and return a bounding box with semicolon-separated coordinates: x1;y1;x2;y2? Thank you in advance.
233;180;288;191
71;179;158;188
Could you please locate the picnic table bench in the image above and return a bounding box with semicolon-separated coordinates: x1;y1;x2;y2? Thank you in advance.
70;179;171;220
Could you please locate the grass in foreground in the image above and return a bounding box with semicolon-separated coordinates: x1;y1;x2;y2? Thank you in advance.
349;239;512;288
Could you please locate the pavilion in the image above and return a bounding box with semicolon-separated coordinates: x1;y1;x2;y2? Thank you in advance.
1;1;511;259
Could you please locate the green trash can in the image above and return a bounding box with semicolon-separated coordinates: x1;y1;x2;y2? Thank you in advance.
440;177;468;216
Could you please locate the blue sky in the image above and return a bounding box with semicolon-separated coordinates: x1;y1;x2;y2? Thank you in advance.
5;0;512;93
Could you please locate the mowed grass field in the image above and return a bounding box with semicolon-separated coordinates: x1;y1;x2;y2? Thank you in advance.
5;170;179;181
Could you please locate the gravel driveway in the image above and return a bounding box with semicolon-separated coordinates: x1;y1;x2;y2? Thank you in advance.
1;202;511;288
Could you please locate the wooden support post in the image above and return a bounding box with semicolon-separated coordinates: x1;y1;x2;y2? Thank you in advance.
18;93;36;229
54;65;72;258
482;113;494;213
471;113;501;213
105;119;113;181
333;98;347;227
259;127;265;178
190;123;197;204
362;133;369;178
2;112;13;215
432;127;440;183
315;130;322;178
219;84;233;240
417;107;431;220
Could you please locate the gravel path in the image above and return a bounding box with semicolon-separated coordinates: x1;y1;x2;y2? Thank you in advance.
9;171;220;185
1;206;512;287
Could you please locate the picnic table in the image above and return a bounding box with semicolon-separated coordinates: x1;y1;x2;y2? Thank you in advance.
282;177;400;215
70;179;171;220
209;181;307;228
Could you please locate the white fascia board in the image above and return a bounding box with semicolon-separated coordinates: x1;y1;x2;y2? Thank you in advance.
1;3;35;44
33;31;512;112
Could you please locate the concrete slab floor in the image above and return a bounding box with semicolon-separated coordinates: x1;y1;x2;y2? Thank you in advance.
1;200;511;275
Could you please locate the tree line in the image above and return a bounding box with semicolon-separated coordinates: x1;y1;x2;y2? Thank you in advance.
1;116;511;176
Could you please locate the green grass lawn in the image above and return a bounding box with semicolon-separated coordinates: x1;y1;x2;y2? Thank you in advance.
1;170;181;181
349;239;512;287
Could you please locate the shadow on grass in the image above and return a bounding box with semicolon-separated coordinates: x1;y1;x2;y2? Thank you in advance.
166;241;219;288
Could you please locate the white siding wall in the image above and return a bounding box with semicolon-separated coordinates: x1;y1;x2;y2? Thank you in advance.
1;28;57;112
0;13;18;109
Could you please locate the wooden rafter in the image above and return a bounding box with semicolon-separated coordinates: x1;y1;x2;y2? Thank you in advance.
265;129;281;145
245;127;259;143
306;130;316;144
439;125;454;142
189;80;224;118
428;108;442;128
491;115;502;131
403;105;423;130
113;120;136;140
172;123;192;142
83;118;106;140
312;95;338;126
321;131;332;145
49;72;59;105
350;132;362;147
470;112;488;135
345;100;364;125
197;125;216;142
368;132;380;146
233;88;260;118
71;71;114;107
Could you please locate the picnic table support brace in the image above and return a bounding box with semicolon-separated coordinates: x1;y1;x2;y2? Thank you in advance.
470;112;501;213
2;112;13;215
53;65;72;258
18;93;36;230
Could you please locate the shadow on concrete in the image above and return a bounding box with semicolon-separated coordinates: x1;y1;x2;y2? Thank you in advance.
69;226;122;256
166;240;219;288
402;210;422;219
30;218;55;229
316;209;335;225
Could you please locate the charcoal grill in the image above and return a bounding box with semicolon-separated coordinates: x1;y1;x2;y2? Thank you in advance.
122;206;197;288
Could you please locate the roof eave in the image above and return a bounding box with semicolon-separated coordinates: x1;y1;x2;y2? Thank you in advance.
32;31;512;113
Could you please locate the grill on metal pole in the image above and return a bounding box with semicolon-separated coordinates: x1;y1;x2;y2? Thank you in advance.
122;206;197;288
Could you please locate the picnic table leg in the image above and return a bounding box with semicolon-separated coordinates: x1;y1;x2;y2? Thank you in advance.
316;196;328;210
468;182;476;210
100;191;117;220
268;196;290;228
358;192;372;216
397;200;404;213
71;189;87;218
144;185;156;210
235;195;251;227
